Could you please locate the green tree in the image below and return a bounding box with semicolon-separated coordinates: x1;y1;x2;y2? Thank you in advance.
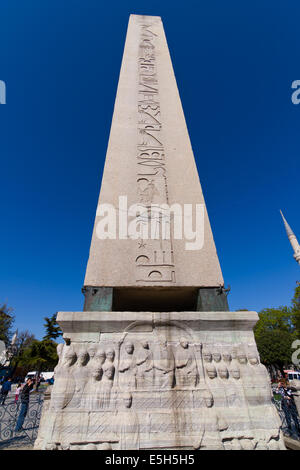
17;339;58;375
43;314;62;340
291;283;300;338
0;304;15;346
255;328;294;373
254;306;297;375
10;330;36;369
254;306;296;335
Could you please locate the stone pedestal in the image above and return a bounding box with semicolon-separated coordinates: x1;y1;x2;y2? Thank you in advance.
34;311;285;450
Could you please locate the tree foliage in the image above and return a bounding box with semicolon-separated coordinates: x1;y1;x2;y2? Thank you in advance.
254;327;294;371
291;284;300;338
254;285;300;372
43;314;62;340
0;304;15;346
10;330;36;368
17;339;58;373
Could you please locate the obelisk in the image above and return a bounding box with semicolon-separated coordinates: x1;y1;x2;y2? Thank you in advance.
82;14;228;314
35;15;285;451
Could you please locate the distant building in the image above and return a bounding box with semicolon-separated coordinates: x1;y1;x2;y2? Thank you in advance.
280;210;300;265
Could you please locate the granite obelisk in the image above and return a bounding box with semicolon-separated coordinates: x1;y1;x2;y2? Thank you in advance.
35;15;285;450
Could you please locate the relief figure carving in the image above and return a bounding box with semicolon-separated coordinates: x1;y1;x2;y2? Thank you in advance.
174;338;199;388
152;341;175;389
136;340;154;389
68;349;90;409
119;341;137;390
50;347;77;410
116;393;140;450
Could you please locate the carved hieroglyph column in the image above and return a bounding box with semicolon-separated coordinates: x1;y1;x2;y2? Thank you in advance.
34;15;285;451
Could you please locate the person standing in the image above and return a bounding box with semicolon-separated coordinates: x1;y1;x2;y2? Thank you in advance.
276;382;300;437
36;376;41;391
1;378;12;405
15;383;22;403
15;378;34;432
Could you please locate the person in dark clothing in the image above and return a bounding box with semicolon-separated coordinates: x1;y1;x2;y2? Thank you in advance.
276;382;300;437
1;378;12;405
15;378;34;432
36;376;41;391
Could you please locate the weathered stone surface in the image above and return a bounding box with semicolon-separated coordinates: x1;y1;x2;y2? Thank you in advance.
35;14;285;450
83;14;224;289
34;310;285;450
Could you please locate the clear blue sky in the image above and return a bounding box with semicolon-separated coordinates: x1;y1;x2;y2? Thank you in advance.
0;0;299;339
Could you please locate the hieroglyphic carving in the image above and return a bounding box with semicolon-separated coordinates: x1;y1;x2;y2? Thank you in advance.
135;19;175;283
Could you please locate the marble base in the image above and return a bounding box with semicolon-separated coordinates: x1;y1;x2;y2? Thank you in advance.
34;311;285;450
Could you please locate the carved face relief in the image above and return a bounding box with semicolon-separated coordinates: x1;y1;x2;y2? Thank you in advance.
237;355;247;365
103;365;115;380
125;342;134;355
206;366;217;379
231;369;241;380
95;350;106;365
223;354;232;363
231;349;238;360
218;367;229;379
142;341;149;350
205;397;213;408
123;394;132;409
203;392;214;408
106;348;115;363
212;353;221;363
64;352;76;367
203;352;212;363
249;356;259;365
87;346;97;359
78;351;88;366
92;368;102;380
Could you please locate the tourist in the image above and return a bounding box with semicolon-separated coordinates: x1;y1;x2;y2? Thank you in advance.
36;376;41;391
15;382;22;403
276;382;300;437
0;377;12;405
15;378;34;432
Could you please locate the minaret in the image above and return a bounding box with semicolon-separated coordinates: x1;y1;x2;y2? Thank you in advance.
280;210;300;265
